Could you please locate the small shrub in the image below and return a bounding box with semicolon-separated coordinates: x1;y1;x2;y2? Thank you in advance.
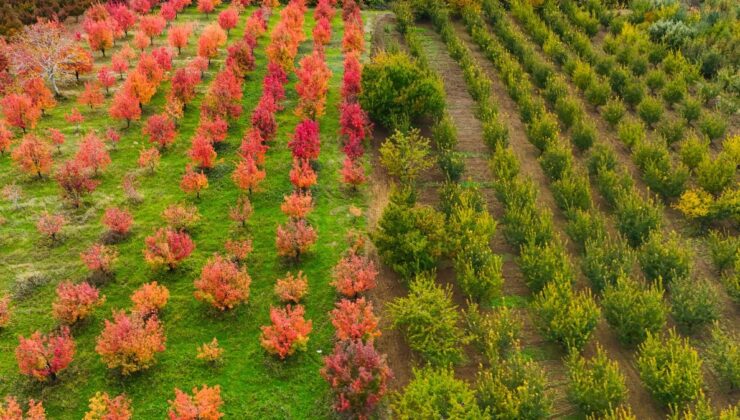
52;282;105;325
167;385;223;420
614;191;662;247
617;118;646;148
95;311;166;375
643;160;689;199
539;141;572;180
602;98;626;127
193;254;251;311
519;240;574;293
388;274;466;366
657;118;685;145
331;298;380;343
84;392;132;420
482;117;509;148
622;80;645;109
637;330;703;407
16;327;75;381
130;282;169;316
602;276;667;345
678;134;709;171
670;276;719;333
260;305;312;360
196;338;223;364
706;230;739;273
573;61;594;90
645;69;666;93
585;79;610;107
331;253;378;298
661;79;686;108
464;304;521;363
696;155;735;196
567;346;627;416
554;97;582;129
143;228;195;270
533;282;600;351
571;118;596;151
553;171;592;212
587;144;618;175
566;209;607;250
476;350;551;419
637;97;664;127
275;271;308;303
582;235;634;293
392;367;483;418
638;231;692;285
706;322;740;390
698;112;727;141
527;113;559;151
379;129;433;187
680;98;701;124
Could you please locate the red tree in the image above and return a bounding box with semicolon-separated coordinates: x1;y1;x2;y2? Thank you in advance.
12;135;52;179
330;298;380;342
197;0;216;16
280;191;313;219
331;253;378;297
274;271;308;303
23;77;56;116
168;385;223;420
194;254;252;310
288;119;320;161
218;8;239;35
75;133;111;175
295;51;332;119
239;128;268;165
143;114;177;149
16;327;75;381
138;147;161;173
0;122;13;155
321;340;391;419
102;207;133;235
95;311;166;375
97;66;116;94
109;91;141;128
65;108;84;133
263;62;287;106
202;69;242;120
181;165;209;198
52;281;104;325
124;71;157;108
340;102;369;158
341;157;366;189
197;23;227;65
56;159;99;207
188;134;217;169
152;47;174;72
313;18;331;47
224;239;253;262
134;31;151;52
140;15;167;45
342;53;362;100
251;95;277;141
160;2;178;22
36;212;66;241
131;281;170;316
197;117;228;143
0;294;10;328
109;4;137;36
168;24;193;55
86;20;114;57
0;396;46;419
228;196;253;227
105;128;121;149
170;66;201;108
111;52;129;79
144;228;195;270
232;155;265;194
80;244;118;274
131;0;153;14
226;40;255;78
289;158;317;190
276;219;317;261
78;82;105;109
84;392;132;420
1;93;41;133
260;305;313;359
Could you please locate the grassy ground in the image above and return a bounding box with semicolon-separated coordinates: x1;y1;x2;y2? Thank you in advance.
0;5;368;418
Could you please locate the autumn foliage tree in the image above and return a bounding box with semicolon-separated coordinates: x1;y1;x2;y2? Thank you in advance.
86;20;114;57
76;133;111;175
260;305;313;359
65;108;84;133
102;207;133;236
140;15;167;45
232;156;265;195
274;271;308;303
16;327;75;381
341;157;366;189
289;158;317;190
288;119;320;161
56;159;99;207
228;196;253;227
181;165;209;198
12;135;52;179
331;253;378;298
95;311;166;375
170;66;201;108
52;281;105;325
0;294;11;328
276;219;317;261
218;7;239;34
295;51;332;119
84;392;132;420
342;53;362;100
321;340;391;419
168;24;193;55
194;254;252;310
240;128;268;164
131;282;170;317
97;66;116;94
189;134;217;169
138;147;161;173
143;114;177;149
78;82;105;109
251;95;278;141
109;91;141;128
331;298;380;342
202;69;243;120
281;191;313;219
37;212;66;241
0;122;13;155
23;77;56;115
198;23;227;65
80;244;118;274
109;3;137;36
226;39;255;78
0;396;46;419
1;93;41;133
197;0;216;16
168;385;224;420
144;228;195;270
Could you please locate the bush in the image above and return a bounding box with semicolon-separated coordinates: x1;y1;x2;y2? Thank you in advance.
637;330;703;407
615;191;662;247
573;61;595;91
587;144;618;175
678;134;709;171
638;231;692;285
567;346;627;416
379;129;434;187
661;79;686;108
519;240;574;293
670;276;719;333
706;322;740;390
193;254;251;311
706;230;739;273
373;189;446;280
16;327;75;381
482;117;509;148
696;155;735;196
637;97;664;127
539;141;572;180
476;350;551;419
585;79;610;107
557;171;593;211
95;311;166;375
622;80;645;109
680;98;701;124
602;276;667;345
454;247;503;303
388;274;466;366
544;74;568;104
617;118;646;148
596;169;633;207
392;367;483;419
698;112;727;141
360;51;445;130
533;282;599;351
645;69;666;93
602;98;626;127
465;305;521;363
643;160;689;199
657;118;685;145
582;235;634;293
554;97;582;129
502;203;555;248
260;305;313;360
527;113;559;151
571;118;597;151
